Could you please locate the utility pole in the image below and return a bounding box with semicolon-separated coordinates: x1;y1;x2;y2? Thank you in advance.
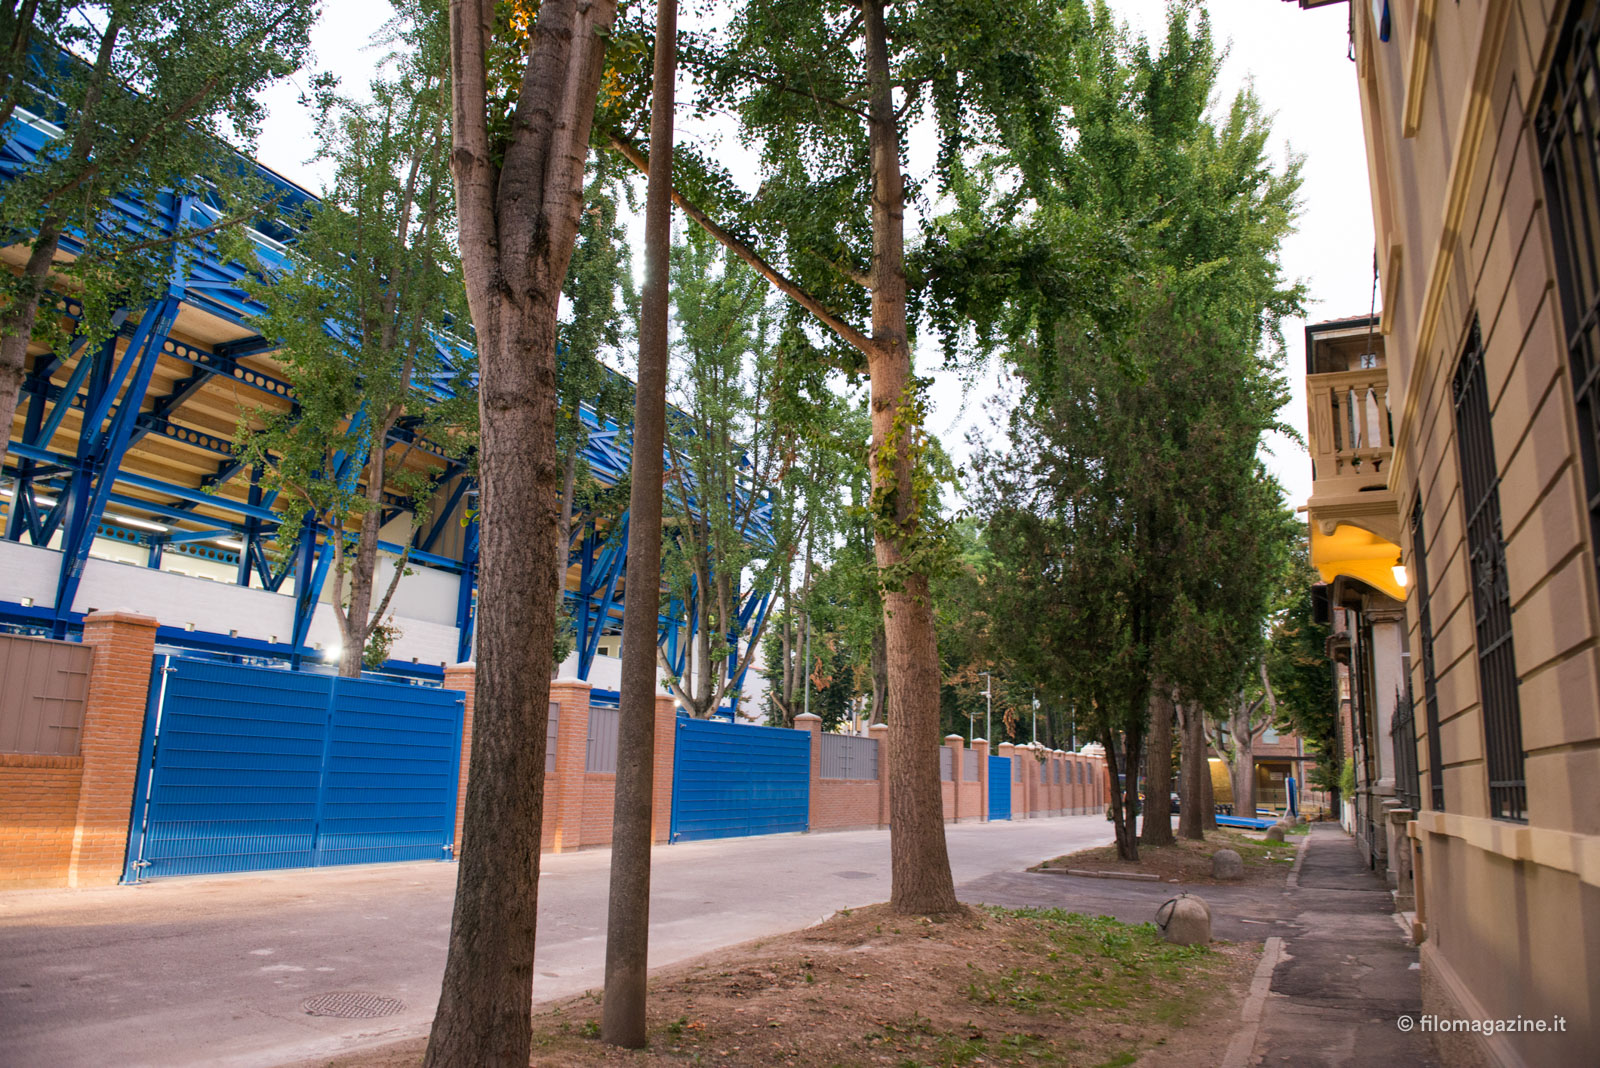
982;671;992;743
802;612;811;719
1031;690;1038;745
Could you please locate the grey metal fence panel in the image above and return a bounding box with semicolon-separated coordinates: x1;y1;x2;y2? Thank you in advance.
962;748;979;781
821;732;878;780
587;705;621;773
1013;756;1023;782
0;633;92;756
546;702;560;773
939;746;953;782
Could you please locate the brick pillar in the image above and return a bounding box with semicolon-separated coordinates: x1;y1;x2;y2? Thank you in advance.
1052;749;1065;814
870;722;890;827
973;738;990;822
69;610;158;886
549;677;592;852
1070;755;1082;814
794;712;821;832
442;663;475;855
944;735;965;822
652;694;676;844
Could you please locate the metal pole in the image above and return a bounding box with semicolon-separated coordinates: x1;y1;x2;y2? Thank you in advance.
1031;690;1038;746
982;671;992;742
802;612;810;719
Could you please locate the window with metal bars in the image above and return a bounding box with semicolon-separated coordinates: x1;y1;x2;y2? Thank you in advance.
1539;0;1600;603
1453;318;1527;822
1410;497;1446;810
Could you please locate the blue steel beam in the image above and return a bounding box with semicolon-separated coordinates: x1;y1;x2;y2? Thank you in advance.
51;294;181;635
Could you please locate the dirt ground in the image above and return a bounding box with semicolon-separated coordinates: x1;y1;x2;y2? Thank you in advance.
1031;826;1299;887
306;903;1257;1067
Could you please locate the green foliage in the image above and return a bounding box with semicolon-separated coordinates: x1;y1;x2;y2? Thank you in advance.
229;9;472;670
0;1;315;362
1267;547;1339;766
1338;758;1356;798
969;4;1303;852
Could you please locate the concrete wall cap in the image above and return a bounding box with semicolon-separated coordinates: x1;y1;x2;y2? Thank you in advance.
793;712;822;722
550;676;592;687
82;609;159;627
944;734;964;742
446;661;476;670
868;723;889;732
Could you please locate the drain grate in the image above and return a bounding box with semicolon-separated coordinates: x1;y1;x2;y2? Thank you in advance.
302;992;406;1019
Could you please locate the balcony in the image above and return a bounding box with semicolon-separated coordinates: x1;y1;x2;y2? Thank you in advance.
1304;319;1405;601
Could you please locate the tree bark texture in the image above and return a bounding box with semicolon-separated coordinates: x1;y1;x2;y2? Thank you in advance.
424;2;616;1065
602;0;675;1048
862;0;958;916
1140;688;1174;847
1177;700;1206;840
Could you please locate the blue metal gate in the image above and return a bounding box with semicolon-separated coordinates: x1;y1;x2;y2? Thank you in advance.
669;716;809;842
989;755;1011;820
123;656;463;881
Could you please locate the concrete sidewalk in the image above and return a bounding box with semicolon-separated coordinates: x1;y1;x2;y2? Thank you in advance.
959;823;1437;1066
1249;825;1436;1066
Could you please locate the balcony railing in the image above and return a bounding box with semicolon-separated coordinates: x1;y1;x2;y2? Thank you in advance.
1308;368;1394;490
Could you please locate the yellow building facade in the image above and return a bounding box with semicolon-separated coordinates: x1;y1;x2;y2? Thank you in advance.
1295;0;1600;1061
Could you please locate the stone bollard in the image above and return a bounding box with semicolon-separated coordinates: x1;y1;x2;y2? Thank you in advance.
1158;894;1211;946
1211;848;1244;880
1265;825;1286;843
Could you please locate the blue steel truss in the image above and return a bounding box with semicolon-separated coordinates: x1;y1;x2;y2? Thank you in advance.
0;89;775;695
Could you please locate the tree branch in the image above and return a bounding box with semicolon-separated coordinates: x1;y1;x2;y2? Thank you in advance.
607;133;876;361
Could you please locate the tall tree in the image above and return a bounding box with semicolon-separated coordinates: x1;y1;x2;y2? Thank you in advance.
235;33;470;677
0;1;314;476
602;0;674;1047
657;236;807;719
425;0;618;1063
970;3;1302;861
605;0;1079;916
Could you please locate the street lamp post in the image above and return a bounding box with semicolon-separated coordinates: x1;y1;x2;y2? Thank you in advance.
981;671;992;742
1032;690;1039;746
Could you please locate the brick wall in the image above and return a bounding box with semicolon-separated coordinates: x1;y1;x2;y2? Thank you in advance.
0;754;83;888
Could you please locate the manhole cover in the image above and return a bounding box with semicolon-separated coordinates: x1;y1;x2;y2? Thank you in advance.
833;870;874;880
302;992;406;1019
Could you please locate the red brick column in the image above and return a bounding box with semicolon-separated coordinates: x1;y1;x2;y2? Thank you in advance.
944;735;965;822
441;663;475;855
794;712;821;831
69;610;158;886
1052;750;1066;814
973;738;990;822
549;677;592;852
870;722;890;827
651;693;677;844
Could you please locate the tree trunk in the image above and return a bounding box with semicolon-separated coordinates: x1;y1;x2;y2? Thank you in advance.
869;624;888;726
602;0;674;1047
1177;700;1205;841
0;217;61;477
861;0;957;916
1103;725;1141;863
1233;727;1256;819
425;2;616;1065
1141;688;1175;846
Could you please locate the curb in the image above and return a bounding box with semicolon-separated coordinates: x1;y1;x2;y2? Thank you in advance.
1285;830;1313;889
1220;934;1284;1068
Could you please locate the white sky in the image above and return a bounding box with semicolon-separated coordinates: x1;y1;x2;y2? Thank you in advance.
252;0;1374;514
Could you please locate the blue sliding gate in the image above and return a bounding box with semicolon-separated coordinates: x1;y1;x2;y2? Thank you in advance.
989;755;1012;820
124;656;464;881
669;716;809;842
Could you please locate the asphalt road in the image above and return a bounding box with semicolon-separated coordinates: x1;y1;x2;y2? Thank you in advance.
0;815;1109;1067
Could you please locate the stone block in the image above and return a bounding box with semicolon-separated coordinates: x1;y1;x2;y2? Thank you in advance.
1212;848;1244;880
1159;894;1211;946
